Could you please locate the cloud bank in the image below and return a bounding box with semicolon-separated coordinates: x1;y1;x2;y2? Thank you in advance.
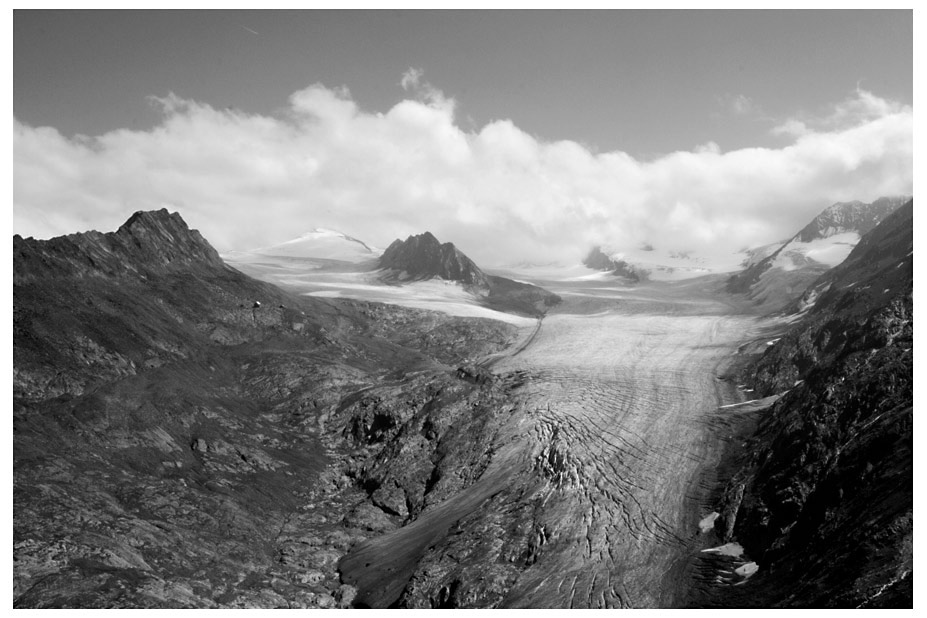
14;80;912;267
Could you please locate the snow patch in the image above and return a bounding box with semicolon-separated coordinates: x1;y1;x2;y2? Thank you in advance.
701;543;744;557
304;278;535;326
769;231;861;272
698;512;720;533
719;399;760;409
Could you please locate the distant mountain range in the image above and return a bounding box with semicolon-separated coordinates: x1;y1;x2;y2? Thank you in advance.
581;195;909;289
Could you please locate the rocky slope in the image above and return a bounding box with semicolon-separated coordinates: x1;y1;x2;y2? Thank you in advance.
13;210;525;608
726;196;909;310
378;231;560;317
703;199;913;608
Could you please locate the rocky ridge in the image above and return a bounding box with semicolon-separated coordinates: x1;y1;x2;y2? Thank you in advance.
704;199;913;608
14;209;227;281
725;196;909;309
794;196;910;243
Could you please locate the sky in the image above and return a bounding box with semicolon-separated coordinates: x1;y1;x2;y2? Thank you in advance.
13;9;914;267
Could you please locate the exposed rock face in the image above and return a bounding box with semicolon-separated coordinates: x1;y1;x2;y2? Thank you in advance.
710;199;913;608
13;211;522;608
379;231;489;287
725;196;909;308
794;195;909;242
582;246;646;282
377;231;561;317
14;208;227;281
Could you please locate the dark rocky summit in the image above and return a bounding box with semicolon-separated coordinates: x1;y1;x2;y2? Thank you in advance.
703;199;913;608
379;231;489;287
14;208;227;281
582;246;646;282
13;210;524;608
378;231;560;317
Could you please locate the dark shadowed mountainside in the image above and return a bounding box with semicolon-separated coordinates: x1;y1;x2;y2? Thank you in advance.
13;210;526;608
378;231;560;317
700;199;913;608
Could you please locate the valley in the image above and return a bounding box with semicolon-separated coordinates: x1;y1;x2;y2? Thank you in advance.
13;203;912;608
339;275;774;608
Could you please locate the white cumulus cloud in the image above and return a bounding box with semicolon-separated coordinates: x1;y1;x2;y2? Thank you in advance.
14;83;912;268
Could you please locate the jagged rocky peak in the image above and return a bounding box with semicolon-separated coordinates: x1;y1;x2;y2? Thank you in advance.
14;208;226;280
796;195;910;242
115;208;225;268
378;231;488;287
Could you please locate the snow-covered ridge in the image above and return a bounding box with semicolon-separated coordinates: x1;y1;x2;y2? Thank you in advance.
227;227;381;263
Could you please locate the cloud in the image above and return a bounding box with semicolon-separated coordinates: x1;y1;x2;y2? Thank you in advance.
720;93;762;117
398;67;453;112
400;67;423;91
14;83;912;268
772;87;910;137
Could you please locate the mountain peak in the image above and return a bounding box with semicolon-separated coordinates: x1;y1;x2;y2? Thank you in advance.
121;207;181;230
241;227;378;261
14;209;225;280
796;195;910;243
378;232;488;287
